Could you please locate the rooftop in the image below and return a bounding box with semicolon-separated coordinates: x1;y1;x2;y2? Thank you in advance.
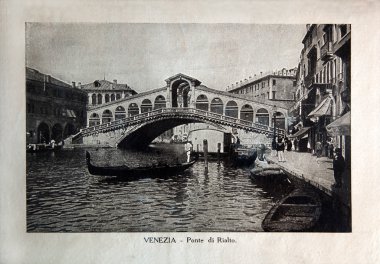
80;79;137;94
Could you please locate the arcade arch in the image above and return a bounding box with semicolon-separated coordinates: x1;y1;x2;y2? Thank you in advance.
141;99;153;113
89;113;101;127
225;101;238;118
210;98;223;115
154;95;166;109
171;80;191;107
195;94;209;111
102;109;113;123
128;103;139;116
256;108;269;126
115;106;126;120
240;104;254;121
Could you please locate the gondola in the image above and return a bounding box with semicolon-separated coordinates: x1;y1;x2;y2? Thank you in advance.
86;151;198;178
262;188;322;232
250;159;286;182
27;144;62;153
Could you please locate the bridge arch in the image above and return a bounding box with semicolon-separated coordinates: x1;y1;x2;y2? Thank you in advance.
128;103;139;116
210;97;223;115
102;109;113;123
225;100;238;118
240;104;254;121
195;94;209;111
115;106;126;120
273;111;286;130
89;113;101;127
141;99;153;113
154;95;166;109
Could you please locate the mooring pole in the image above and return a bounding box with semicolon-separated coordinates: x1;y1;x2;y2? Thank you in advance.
217;142;221;163
203;139;208;169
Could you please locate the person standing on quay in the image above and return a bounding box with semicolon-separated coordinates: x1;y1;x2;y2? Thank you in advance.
333;148;345;188
277;137;285;162
271;136;278;157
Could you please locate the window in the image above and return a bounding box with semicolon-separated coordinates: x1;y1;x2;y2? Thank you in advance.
293;80;296;87
273;79;276;86
272;91;276;99
267;92;269;99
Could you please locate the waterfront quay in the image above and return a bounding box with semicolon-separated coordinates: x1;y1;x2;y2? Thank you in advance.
265;151;351;229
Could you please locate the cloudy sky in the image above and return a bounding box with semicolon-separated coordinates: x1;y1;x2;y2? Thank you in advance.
26;23;305;92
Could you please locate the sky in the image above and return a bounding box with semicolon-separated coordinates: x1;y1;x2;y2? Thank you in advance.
26;23;306;93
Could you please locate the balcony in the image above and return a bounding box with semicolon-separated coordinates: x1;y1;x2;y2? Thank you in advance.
321;41;334;62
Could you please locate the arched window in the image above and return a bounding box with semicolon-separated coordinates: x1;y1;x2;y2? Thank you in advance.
225;101;238;118
154;95;166;109
89;113;100;127
111;94;115;101
97;94;102;105
256;108;269;126
102;109;113;124
195;94;209;111
37;122;50;143
128;103;139;116
141;99;153;113
210;98;224;115
63;123;76;138
105;94;110;103
115;106;126;120
240;104;253;121
116;94;121;100
91;94;97;105
51;123;63;142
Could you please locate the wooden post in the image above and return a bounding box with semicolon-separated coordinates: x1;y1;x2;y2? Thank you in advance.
217;142;221;163
203;139;208;169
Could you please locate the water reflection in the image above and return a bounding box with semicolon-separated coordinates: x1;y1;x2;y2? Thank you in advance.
27;144;291;232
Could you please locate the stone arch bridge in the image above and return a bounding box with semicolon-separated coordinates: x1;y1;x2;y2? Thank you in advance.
76;73;289;148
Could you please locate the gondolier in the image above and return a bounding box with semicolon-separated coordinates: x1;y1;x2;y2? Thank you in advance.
185;141;193;162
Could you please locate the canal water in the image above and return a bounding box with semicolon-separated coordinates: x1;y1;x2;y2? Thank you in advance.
26;144;304;232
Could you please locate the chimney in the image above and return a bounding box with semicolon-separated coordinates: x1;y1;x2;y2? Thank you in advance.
113;79;117;84
260;72;263;76
72;82;76;88
78;82;82;89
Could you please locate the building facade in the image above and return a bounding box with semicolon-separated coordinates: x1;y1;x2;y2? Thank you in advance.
290;24;350;161
26;67;88;144
80;79;137;107
227;68;297;101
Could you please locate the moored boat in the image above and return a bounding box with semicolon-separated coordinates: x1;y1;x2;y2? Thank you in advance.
262;188;322;232
250;158;286;182
86;151;198;178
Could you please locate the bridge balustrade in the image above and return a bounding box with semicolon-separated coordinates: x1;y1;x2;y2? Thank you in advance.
81;107;285;136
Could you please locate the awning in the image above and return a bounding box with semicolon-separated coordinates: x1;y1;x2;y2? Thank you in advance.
307;97;332;118
66;109;77;118
326;111;350;136
289;127;311;138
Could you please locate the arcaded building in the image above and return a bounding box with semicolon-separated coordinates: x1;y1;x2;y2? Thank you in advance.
79;79;137;107
26;67;88;144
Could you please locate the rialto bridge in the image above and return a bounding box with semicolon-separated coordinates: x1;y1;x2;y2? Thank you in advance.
74;73;290;149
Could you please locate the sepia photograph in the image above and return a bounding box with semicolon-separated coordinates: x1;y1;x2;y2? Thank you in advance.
25;23;351;233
